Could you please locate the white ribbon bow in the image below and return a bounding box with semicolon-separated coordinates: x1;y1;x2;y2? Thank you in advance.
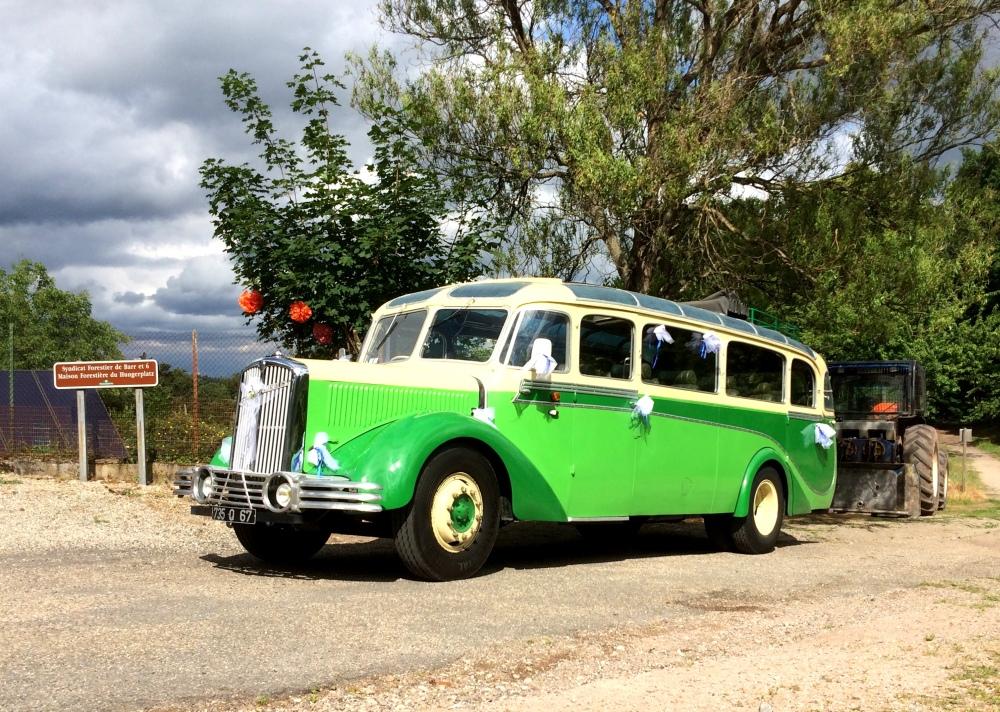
306;432;340;474
653;324;674;344
523;352;557;376
471;407;497;428
815;423;837;449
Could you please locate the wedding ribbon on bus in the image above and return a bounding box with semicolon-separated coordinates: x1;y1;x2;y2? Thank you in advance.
232;372;282;470
650;324;673;368
306;432;340;474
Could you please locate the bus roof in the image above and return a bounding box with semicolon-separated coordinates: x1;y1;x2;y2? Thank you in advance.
381;278;816;359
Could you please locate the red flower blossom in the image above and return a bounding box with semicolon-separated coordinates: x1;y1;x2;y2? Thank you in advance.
238;289;263;315
313;323;334;345
289;300;313;323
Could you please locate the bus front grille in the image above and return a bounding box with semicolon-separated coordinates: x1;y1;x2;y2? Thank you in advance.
230;356;308;474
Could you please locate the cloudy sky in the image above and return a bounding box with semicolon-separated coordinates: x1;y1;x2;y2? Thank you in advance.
1;0;397;372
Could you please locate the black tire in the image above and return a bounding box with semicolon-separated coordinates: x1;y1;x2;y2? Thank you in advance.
903;424;939;516
705;467;785;554
394;447;500;581
232;523;329;564
938;449;949;510
703;514;736;552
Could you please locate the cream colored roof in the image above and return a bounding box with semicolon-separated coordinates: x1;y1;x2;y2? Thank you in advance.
378;278;817;359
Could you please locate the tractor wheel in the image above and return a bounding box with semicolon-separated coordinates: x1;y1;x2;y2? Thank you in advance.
393;447;500;581
903;424;939;517
938;449;949;510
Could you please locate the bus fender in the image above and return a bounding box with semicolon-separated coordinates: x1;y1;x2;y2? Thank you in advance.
733;447;790;518
331;411;567;520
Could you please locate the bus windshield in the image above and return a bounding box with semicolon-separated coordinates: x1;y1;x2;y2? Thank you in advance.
361;309;427;363
421;308;508;362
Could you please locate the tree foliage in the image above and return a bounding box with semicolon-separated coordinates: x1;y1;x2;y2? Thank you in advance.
0;260;125;369
200;49;491;357
356;0;1000;296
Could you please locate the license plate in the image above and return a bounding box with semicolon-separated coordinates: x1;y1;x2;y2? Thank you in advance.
212;506;256;525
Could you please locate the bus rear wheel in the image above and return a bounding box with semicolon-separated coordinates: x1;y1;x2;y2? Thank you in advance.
705;467;785;554
394;447;500;581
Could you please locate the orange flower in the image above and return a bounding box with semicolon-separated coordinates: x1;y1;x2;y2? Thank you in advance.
289;300;313;323
238;289;263;315
313;323;333;345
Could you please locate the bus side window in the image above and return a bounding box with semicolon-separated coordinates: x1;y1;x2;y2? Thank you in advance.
580;315;634;379
727;342;785;403
502;310;570;371
790;359;816;408
641;323;717;392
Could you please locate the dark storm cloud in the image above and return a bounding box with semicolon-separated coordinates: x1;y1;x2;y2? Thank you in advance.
0;1;388;231
151;255;242;316
114;291;147;306
0;0;398;342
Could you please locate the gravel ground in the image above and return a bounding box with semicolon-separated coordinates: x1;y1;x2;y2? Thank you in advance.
1;472;998;712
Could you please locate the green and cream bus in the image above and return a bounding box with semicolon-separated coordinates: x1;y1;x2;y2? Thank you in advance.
175;278;837;580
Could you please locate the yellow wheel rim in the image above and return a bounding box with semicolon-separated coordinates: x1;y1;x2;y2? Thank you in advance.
430;473;484;553
752;480;779;537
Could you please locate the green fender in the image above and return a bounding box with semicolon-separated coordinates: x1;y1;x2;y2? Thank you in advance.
733;447;823;517
734;447;791;518
330;411;568;520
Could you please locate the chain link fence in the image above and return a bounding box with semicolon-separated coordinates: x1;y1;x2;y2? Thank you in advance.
2;329;277;465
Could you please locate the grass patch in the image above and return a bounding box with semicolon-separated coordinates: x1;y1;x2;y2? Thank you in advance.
938;460;1000;519
0;477;23;485
918;578;1000;610
907;648;1000;710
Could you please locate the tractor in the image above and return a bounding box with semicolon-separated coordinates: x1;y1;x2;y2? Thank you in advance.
829;361;948;516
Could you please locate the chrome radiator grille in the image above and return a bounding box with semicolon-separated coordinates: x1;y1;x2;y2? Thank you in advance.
230;356;307;474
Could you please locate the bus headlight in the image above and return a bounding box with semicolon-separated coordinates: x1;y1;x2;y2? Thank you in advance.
275;482;293;509
193;469;215;503
264;473;295;512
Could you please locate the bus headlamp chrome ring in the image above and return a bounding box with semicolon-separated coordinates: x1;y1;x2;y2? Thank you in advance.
192;468;215;504
263;473;296;512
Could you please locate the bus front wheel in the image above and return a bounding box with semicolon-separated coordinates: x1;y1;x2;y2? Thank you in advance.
394;447;500;581
233;523;329;564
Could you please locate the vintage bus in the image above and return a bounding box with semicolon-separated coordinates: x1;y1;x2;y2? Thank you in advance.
175;279;837;580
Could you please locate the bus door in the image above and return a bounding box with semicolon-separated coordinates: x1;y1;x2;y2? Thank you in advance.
632;323;721;514
565;314;639;518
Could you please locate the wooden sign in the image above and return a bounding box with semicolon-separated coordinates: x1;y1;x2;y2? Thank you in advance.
53;360;159;390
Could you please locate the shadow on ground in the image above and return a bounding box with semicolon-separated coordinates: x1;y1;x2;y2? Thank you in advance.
200;519;809;583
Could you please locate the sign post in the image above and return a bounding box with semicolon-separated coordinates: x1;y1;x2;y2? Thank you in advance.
135;388;147;486
77;390;87;482
959;428;973;492
53;360;158;484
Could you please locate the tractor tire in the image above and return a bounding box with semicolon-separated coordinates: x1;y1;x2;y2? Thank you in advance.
938;449;949;510
903;424;940;517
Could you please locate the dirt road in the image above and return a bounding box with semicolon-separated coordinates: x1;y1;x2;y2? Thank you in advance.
0;475;998;712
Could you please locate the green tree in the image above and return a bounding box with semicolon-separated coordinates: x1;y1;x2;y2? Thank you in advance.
200;49;492;357
0;260;125;369
355;0;1000;297
724;156;999;421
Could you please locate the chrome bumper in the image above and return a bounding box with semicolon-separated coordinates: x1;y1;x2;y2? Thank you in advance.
173;467;383;514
